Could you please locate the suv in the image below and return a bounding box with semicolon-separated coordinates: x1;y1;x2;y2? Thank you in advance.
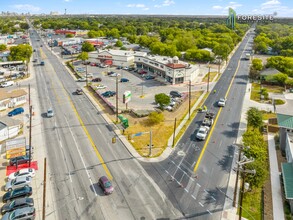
9;155;31;166
2;207;35;220
76;89;83;95
170;91;182;98
8;107;24;117
5;176;32;191
2;186;32;203
1;198;34;215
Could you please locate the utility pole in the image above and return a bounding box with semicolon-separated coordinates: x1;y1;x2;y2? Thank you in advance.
85;62;88;87
189;80;191;119
28;105;32;167
116;74;119;122
42;158;47;220
207;65;211;92
148;129;152;156
172;118;177;147
28;84;31;107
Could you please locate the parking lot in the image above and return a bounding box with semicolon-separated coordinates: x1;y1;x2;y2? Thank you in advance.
73;63;195;111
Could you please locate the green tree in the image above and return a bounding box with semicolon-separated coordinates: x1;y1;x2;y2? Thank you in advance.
213;43;231;61
252;58;263;71
8;44;33;63
285;78;293;88
273;73;288;86
148;112;164;125
246;107;263;129
115;40;123;47
77;51;89;62
0;44;7;51
81;42;95;52
155;93;170;109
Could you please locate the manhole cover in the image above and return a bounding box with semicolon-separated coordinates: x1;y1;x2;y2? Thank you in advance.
177;151;185;156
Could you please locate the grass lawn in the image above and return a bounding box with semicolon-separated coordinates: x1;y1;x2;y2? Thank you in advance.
261;110;276;120
202;72;218;82
251;83;285;102
241;188;262;220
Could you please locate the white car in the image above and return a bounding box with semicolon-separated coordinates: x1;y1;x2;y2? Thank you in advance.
47;108;54;117
96;84;107;89
8;168;36;181
85;73;93;78
5;176;32;191
0;81;14;87
76;77;86;82
109;72;120;77
196;126;209;140
123;67;129;70
218;98;226;107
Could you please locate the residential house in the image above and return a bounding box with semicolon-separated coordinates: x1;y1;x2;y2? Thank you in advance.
0;89;27;111
0;116;22;142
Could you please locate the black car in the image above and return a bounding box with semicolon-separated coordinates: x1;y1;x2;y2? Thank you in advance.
102;91;116;97
9;155;31;166
120;78;129;82
1;198;34;215
92;77;102;82
2;186;32;203
170;90;182;98
145;75;155;80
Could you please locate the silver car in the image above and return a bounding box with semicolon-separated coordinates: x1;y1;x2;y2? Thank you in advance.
5;176;32;191
2;207;35;220
47;108;54;117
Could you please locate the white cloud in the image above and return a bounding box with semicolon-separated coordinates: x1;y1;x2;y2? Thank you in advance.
127;4;146;8
212;5;223;10
250;0;293;16
261;0;281;9
225;2;242;10
143;7;150;11
11;4;40;12
64;0;71;2
154;0;175;8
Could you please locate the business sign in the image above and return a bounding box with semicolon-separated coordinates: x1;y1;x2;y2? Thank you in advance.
6;137;26;159
123;91;132;104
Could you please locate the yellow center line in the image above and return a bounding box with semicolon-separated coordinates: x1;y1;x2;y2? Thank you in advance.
193;59;241;172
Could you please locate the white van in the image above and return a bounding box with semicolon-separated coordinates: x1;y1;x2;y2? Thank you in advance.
0;81;14;87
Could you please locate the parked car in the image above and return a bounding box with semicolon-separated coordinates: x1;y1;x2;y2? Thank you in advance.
218;98;226;107
0;71;4;75
145;75;155;80
116;66;122;69
122;67;129;70
75;67;85;73
138;69;147;74
109;72;120;77
2;186;32;203
76;77;86;82
47;108;54;118
196;126;209;140
98;176;114;195
102;91;116;97
92;77;102;82
107;71;115;76
1;198;34;215
9;155;31;166
5;176;32;191
100;64;108;68
170;91;182;98
8;107;24;117
90;63;97;66
1;207;35;220
96;84;107;89
8;168;36;181
120;78;129;82
85;73;93;78
76;89;83;95
1;81;14;88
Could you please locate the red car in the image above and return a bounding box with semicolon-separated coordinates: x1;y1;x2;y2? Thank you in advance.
138;69;147;74
90;63;97;66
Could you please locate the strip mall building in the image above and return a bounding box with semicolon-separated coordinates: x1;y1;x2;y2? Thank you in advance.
88;50;199;85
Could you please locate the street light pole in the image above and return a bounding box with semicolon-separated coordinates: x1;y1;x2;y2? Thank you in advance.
116;74;119;122
85;62;88;87
189;80;191;119
207;64;211;92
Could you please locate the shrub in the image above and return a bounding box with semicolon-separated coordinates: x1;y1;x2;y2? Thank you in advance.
148;112;164;125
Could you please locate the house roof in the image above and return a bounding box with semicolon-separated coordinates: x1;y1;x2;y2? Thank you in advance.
0;89;27;101
0;116;21;127
260;68;280;76
277;114;293;129
282;163;293;199
165;63;186;69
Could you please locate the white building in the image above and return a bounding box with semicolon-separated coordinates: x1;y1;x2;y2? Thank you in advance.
0;116;22;142
89;49;200;85
0;89;27;111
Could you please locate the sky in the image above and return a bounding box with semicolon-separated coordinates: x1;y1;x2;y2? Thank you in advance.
2;0;293;17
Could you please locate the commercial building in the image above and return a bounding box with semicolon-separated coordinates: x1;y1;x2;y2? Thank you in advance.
0;89;27;111
89;49;200;85
0;116;22;142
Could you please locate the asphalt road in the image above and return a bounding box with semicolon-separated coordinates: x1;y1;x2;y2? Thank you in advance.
141;30;255;219
29;29;182;220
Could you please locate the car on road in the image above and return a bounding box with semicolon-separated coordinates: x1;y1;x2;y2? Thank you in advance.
92;77;102;82
145;75;155;80
76;77;86;82
8;107;24;117
196;126;209;140
120;78;129;82
96;84;107;89
202;117;214;127
47;108;54;117
75;88;83;95
98;176;114;195
1;198;34;215
102;91;116;97
170;91;182;98
2;186;32;203
9;155;31;166
1;207;35;220
8;168;36;181
218;98;226;107
1;81;14;88
5;176;32;191
109;72;120;77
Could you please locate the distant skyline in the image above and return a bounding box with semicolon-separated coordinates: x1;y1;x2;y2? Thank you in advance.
2;0;293;17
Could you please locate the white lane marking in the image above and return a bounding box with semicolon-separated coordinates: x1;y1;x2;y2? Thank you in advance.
191;195;196;200
199;202;204;207
207;209;212;215
64;116;98;196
